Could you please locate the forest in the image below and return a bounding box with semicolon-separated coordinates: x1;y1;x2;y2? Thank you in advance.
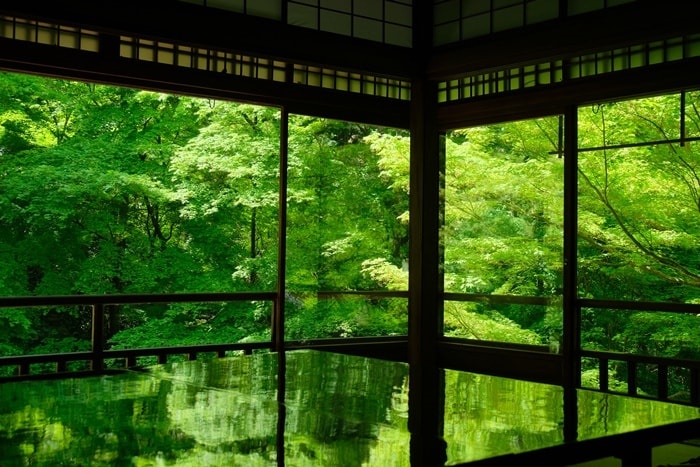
0;71;699;396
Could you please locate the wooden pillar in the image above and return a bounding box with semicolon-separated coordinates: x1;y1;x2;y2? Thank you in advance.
563;105;580;443
274;108;289;353
408;76;446;465
408;1;446;463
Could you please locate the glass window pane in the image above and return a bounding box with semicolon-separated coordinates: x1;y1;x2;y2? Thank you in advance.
354;0;383;19
493;0;522;8
206;0;245;13
285;116;409;340
578;94;681;149
526;0;558;24
461;13;491;39
354;17;383;42
461;0;491;16
386;2;412;26
493;5;523;33
577;94;700;303
0;72;279;359
320;9;351;35
568;0;604;15
434;23;460;46
321;0;351;13
444;116;564;348
288;3;319;28
435;0;460;25
246;0;283;20
385;23;411;47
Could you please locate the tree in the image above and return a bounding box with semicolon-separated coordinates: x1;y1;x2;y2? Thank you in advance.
576;93;700;396
578;94;700;302
284;117;409;339
443;117;564;345
171;102;281;291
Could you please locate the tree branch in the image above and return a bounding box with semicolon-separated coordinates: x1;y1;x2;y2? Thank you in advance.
578;167;700;286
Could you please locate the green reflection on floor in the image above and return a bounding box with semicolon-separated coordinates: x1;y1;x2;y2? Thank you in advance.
1;351;699;466
0;351;410;466
443;369;700;465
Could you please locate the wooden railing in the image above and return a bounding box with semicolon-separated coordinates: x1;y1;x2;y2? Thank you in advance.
580;349;700;406
6;290;698;409
443;294;700;407
0;292;277;378
578;298;700;406
0;290;410;379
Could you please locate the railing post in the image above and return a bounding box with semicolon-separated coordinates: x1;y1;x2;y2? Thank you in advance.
91;303;105;372
599;357;609;392
657;364;668;400
628;361;637;396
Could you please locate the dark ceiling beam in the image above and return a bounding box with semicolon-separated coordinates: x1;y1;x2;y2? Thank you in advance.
0;38;411;129
0;0;418;80
436;56;700;130
428;0;700;81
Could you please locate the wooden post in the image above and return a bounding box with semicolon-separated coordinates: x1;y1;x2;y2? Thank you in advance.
274;108;289;353
563;105;579;443
91;303;105;372
408;54;446;467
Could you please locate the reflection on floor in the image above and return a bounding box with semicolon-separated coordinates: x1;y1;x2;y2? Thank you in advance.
569;441;700;466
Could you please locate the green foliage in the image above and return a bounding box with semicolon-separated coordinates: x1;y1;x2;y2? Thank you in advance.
443;93;700;385
574;93;700;393
580;368;629;393
577;95;700;300
2;70;700;392
0;71;411;355
444;117;564;344
443;301;543;344
284;117;409;339
109;302;271;349
0;74;281;356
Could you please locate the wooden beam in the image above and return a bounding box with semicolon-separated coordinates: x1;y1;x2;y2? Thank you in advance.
436;57;700;130
428;0;700;80
438;341;564;385
0;37;411;128
0;0;417;79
